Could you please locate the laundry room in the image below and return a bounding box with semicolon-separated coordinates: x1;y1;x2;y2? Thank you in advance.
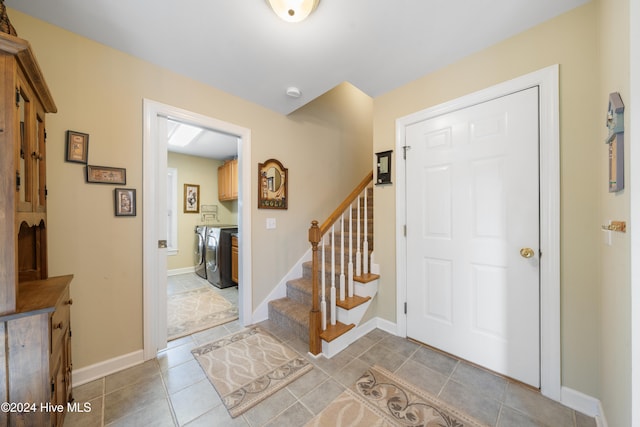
165;119;240;341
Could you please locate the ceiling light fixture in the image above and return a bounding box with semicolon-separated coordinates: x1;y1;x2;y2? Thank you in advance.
267;0;320;23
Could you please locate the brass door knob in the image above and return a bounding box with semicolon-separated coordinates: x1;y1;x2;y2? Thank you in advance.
520;248;535;258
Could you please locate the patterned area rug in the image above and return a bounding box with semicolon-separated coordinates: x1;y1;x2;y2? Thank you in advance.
167;286;238;340
306;365;487;427
191;326;313;418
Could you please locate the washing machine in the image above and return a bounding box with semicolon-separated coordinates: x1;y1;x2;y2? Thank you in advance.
205;225;238;288
194;225;208;279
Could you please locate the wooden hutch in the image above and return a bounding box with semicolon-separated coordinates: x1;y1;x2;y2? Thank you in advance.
0;31;73;426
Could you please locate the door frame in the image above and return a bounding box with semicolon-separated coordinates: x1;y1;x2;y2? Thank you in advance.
395;65;561;400
142;99;252;360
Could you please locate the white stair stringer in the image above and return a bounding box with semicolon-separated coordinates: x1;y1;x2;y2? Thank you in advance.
322;276;379;358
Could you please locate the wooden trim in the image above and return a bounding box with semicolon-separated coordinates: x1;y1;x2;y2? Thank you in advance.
320;321;355;342
0;33;57;113
336;295;370;310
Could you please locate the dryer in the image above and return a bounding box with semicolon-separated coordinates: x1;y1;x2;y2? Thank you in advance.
205;225;238;288
194;225;208;279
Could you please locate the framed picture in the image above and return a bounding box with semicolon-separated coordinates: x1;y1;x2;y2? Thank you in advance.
184;183;200;213
258;159;288;209
114;188;136;216
375;150;392;185
66;130;89;164
86;165;126;184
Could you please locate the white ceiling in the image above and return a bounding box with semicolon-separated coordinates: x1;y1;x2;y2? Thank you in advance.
7;1;589;159
7;0;589;117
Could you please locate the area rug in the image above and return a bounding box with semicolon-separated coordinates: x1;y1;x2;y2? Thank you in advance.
191;326;313;418
167;286;238;340
305;365;487;427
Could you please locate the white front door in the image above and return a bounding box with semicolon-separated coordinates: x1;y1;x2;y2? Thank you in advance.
405;87;540;387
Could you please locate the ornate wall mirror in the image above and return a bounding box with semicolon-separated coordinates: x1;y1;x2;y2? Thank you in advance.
258;158;288;209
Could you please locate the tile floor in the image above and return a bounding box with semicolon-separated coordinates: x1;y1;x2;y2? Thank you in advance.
64;275;597;427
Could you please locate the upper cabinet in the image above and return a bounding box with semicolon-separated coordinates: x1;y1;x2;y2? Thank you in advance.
218;159;238;202
0;32;57;312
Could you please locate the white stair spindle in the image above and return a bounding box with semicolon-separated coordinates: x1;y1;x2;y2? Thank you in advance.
340;214;346;301
363;187;369;275
348;201;354;297
321;233;326;331
330;225;336;326
356;193;362;276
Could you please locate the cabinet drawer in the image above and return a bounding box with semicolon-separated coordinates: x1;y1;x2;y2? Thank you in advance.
50;288;71;354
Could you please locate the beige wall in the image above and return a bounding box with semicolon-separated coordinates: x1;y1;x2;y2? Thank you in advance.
597;0;631;425
8;10;373;370
373;1;602;399
166;153;238;271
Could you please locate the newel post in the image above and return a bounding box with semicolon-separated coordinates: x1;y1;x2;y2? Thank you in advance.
308;220;322;355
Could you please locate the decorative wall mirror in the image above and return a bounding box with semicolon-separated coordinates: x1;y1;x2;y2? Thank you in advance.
258;158;288;209
376;150;392;185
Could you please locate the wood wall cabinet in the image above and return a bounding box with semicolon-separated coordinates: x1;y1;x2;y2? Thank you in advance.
0;32;74;426
218;159;238;201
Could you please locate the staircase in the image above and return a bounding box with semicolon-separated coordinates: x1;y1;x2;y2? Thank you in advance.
268;172;379;357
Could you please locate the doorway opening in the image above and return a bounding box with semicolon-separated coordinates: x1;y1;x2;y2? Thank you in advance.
142;99;252;360
165;119;240;342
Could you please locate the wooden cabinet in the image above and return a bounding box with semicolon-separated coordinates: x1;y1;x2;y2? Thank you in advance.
1;32;57;307
218;159;238;201
0;32;74;426
231;235;238;284
0;276;73;427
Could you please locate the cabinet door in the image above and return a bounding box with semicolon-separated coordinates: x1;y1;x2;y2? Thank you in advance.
231;237;238;284
218;165;227;201
230;159;238;199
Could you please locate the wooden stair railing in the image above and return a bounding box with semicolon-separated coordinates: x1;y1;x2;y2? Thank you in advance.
308;171;374;355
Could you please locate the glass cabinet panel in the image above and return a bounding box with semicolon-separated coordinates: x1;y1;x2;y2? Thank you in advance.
17;89;31;210
36;113;46;211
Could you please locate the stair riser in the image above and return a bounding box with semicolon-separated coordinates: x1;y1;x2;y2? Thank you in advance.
287;281;344;307
302;259;373;281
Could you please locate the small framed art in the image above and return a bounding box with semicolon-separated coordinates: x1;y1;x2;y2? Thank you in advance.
184;183;200;213
114;188;136;216
66;130;89;164
86;165;127;184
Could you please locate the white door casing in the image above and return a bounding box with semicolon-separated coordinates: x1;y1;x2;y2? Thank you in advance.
405;87;540;387
396;65;560;399
142;99;252;360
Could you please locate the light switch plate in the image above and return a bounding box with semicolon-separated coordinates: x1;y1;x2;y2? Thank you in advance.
266;218;276;229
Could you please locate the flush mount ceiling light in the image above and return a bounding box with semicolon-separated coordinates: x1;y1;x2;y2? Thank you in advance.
267;0;320;23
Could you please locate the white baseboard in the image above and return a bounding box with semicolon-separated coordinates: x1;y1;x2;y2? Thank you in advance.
72;350;145;387
251;248;312;323
595;400;609;427
560;386;600;417
375;316;398;336
168;267;195;276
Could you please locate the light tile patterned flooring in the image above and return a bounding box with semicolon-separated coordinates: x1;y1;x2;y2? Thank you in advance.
65;274;597;427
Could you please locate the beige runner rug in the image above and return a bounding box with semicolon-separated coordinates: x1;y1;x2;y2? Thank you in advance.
167;286;238;341
191;326;313;418
306;365;488;427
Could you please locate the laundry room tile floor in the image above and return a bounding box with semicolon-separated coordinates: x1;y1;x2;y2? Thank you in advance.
65;284;597;426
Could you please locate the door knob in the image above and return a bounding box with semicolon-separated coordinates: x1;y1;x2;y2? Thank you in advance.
520;248;535;258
